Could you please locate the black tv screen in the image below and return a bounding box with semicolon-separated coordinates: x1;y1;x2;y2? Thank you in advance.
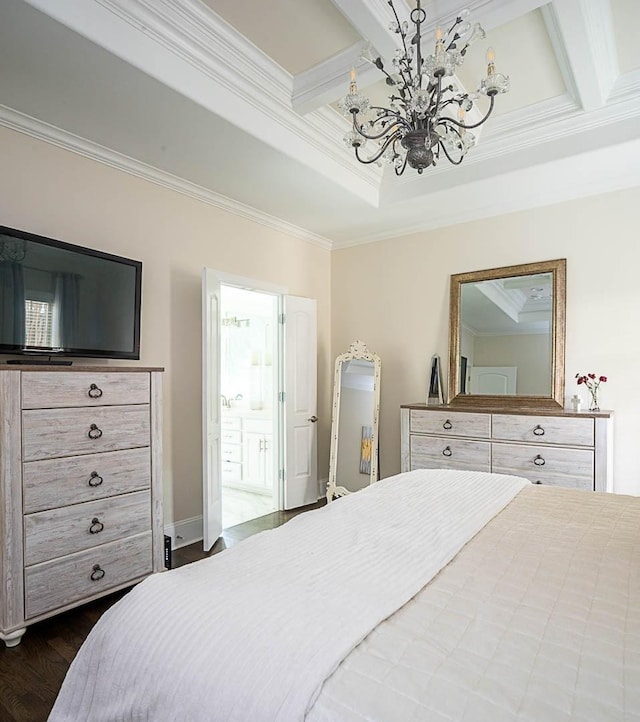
0;225;141;360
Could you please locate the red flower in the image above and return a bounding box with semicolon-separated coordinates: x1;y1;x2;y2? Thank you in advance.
575;372;607;391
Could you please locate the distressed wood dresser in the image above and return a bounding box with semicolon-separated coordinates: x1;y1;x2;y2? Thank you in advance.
401;404;613;492
0;366;163;647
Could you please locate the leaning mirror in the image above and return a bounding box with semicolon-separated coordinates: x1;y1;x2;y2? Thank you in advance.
448;259;566;409
326;341;381;501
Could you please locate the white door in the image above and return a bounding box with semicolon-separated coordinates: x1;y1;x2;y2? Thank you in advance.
283;296;318;509
469;366;517;395
202;269;222;551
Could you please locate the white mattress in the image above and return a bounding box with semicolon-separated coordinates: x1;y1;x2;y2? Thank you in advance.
308;485;640;721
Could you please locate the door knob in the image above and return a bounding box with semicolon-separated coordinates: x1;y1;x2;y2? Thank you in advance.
307;415;318;423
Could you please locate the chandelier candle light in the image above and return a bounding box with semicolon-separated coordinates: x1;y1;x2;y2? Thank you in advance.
339;1;510;175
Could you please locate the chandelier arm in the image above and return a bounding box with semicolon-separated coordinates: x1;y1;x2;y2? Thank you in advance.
394;154;409;175
353;132;400;165
353;113;412;141
437;119;463;139
439;140;465;166
445;94;496;130
427;76;444;119
388;1;415;90
447;17;460;37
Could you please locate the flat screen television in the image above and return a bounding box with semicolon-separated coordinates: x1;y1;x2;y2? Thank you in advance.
0;225;142;361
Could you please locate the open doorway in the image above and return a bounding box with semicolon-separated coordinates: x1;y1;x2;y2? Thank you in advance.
202;267;318;550
220;285;278;528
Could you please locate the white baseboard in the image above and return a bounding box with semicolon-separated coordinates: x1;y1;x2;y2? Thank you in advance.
164;516;203;550
166;483;328;549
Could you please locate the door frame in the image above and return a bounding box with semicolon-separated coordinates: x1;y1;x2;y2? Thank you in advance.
215;271;288;511
209;270;287;514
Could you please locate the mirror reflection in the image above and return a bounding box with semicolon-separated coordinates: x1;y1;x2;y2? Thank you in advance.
327;341;381;501
448;259;566;409
459;272;552;396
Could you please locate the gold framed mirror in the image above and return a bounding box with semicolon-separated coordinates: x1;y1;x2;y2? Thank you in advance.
448;259;566;409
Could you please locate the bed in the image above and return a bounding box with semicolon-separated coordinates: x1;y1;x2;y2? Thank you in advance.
48;469;640;721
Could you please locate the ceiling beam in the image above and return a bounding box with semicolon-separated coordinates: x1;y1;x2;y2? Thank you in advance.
542;0;618;111
292;42;379;115
293;0;410;114
294;0;549;115
329;0;411;60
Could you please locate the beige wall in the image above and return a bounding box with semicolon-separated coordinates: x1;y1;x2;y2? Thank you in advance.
332;186;640;495
3;124;638;513
474;333;551;395
0;127;332;525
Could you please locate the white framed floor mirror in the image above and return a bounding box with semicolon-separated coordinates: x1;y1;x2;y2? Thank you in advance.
326;340;381;501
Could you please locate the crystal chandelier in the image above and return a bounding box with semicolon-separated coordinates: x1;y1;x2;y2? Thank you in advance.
339;2;510;175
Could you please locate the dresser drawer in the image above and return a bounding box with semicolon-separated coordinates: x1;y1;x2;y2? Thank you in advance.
243;418;272;434
22;405;150;462
221;416;241;430
221;443;242;463
491;443;594;490
492;414;594;447
23;448;151;514
221;429;241;445
22;372;150;410
24;490;151;566
25;532;152;619
410;410;490;439
222;461;241;483
410;435;491;472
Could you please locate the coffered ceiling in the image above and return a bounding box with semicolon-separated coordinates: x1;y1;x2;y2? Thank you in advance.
1;0;639;248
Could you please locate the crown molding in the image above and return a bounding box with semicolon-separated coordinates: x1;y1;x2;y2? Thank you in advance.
0;105;333;250
333;136;640;247
611;67;640;100
292;42;379;114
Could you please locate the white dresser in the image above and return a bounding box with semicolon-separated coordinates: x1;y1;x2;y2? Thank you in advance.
221;412;273;493
401;404;613;492
0;366;164;647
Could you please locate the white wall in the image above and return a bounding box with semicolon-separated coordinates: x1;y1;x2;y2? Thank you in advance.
0;127;332;527
331;186;640;495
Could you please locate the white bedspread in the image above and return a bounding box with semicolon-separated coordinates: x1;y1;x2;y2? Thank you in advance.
49;469;527;722
308;485;640;722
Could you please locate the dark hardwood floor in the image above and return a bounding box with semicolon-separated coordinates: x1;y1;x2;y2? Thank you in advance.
0;501;323;722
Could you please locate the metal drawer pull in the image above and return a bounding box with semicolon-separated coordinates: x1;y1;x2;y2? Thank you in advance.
442;420;452;430
533;425;545;436
442;446;452;457
88;423;103;440
88;471;103;487
533;455;546;466
534;480;543;485
88;383;103;399
89;517;104;534
90;564;105;581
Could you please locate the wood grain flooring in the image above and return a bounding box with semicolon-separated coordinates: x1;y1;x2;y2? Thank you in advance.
0;501;323;722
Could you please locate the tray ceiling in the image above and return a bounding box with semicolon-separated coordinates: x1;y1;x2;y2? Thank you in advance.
1;0;639;248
